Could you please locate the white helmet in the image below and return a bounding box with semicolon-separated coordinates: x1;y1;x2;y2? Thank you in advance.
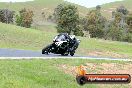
69;35;75;40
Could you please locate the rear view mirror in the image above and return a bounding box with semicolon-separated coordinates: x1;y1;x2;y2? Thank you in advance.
77;39;81;43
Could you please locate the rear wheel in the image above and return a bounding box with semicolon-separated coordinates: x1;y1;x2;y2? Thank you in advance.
70;52;74;56
70;50;75;56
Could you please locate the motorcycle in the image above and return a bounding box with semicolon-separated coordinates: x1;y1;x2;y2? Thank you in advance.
42;33;80;56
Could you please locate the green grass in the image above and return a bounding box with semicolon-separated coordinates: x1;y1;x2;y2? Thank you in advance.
0;0;63;11
0;59;130;88
78;37;132;58
0;22;57;50
0;22;132;58
0;59;96;88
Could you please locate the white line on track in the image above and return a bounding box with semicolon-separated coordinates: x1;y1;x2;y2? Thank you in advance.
0;57;131;62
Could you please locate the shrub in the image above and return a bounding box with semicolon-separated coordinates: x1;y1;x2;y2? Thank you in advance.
16;8;34;28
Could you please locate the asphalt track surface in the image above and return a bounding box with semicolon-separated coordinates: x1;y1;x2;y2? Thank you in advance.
0;48;131;61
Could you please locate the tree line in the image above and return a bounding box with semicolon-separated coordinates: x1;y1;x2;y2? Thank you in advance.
0;8;33;28
54;4;132;43
0;4;132;43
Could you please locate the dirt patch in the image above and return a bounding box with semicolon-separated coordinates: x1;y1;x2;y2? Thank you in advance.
57;63;132;87
57;63;132;75
77;48;129;59
88;51;128;59
57;64;77;76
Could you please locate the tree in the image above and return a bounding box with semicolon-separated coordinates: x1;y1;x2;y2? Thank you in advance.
16;8;34;28
112;5;129;30
126;13;132;33
123;33;132;43
83;7;106;38
116;5;129;15
104;22;123;41
96;5;101;11
54;4;83;36
104;5;130;42
0;9;15;23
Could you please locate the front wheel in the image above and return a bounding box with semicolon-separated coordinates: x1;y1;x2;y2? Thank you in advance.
70;50;75;56
70;52;74;56
42;44;52;54
42;49;49;54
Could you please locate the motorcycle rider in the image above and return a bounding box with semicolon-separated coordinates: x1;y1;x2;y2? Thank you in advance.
54;33;79;52
69;35;79;53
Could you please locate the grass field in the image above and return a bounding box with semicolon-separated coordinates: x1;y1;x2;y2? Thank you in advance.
0;22;132;59
0;59;131;88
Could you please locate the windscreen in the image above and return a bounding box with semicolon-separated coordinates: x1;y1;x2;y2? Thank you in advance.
54;35;66;41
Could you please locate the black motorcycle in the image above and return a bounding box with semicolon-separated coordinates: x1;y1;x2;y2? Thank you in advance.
42;33;80;56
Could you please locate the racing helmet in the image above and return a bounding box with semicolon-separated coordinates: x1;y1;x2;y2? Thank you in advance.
69;35;75;40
